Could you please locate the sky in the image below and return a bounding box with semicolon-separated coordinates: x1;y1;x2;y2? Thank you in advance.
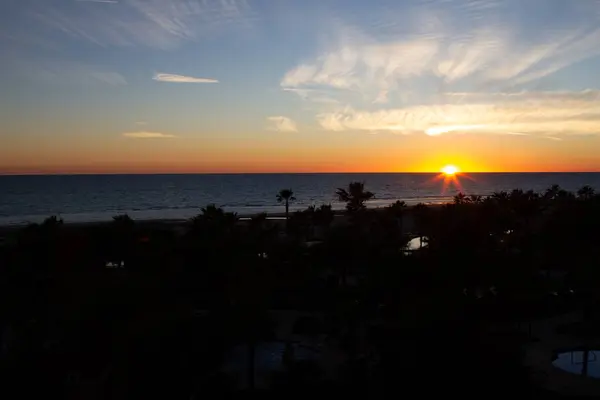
2;0;600;174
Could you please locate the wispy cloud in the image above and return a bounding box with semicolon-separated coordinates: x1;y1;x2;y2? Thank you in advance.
276;0;600;142
123;131;176;138
153;73;218;84
282;1;600;106
21;0;256;49
267;116;298;132
283;27;600;103
135;121;147;125
316;90;600;138
75;0;119;3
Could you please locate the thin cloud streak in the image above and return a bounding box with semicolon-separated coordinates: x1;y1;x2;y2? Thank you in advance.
23;0;255;49
75;0;119;3
123;132;176;138
267;116;298;132
153;73;218;83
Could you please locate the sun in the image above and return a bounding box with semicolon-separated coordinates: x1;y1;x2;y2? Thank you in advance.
441;164;459;176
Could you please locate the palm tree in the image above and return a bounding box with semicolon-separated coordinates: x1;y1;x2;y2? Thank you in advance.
190;204;238;236
453;192;467;205
544;184;561;201
276;189;296;221
336;182;375;213
577;185;595;201
467;194;483;204
199;204;227;219
41;215;63;229
387;200;407;215
112;214;134;229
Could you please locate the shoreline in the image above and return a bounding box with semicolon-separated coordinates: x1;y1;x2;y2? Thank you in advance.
0;196;453;228
0;203;440;235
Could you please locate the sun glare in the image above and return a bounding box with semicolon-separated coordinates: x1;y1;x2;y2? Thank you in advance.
441;165;459;175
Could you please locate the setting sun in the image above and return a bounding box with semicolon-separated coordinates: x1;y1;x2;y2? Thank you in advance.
441;165;459;175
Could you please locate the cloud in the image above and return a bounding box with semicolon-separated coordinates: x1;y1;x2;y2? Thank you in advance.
75;0;119;3
276;1;600;142
281;37;440;99
267;116;298;132
135;121;147;125
18;0;255;50
316;90;600;138
283;27;600;103
153;73;218;83
281;1;600;105
123;131;176;138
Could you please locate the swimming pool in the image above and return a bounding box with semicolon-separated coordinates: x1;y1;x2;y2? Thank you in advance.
553;349;600;378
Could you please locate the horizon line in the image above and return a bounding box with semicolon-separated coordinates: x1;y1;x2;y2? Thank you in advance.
2;171;600;177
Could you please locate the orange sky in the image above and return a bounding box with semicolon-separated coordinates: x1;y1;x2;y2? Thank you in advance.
4;0;600;175
2;131;600;174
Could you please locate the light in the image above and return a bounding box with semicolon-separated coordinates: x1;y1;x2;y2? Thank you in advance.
441;165;459;175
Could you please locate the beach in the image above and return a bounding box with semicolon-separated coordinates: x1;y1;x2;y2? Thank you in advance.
0;206;424;245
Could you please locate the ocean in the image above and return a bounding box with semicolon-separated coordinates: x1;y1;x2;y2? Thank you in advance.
1;173;600;226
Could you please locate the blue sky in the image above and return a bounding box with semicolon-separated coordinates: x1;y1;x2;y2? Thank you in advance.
2;0;600;173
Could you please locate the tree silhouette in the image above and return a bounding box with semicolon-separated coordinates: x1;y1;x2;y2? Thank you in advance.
192;204;237;225
577;185;595;200
276;189;296;221
336;182;374;213
189;204;238;240
42;215;63;227
467;194;483;204
544;184;562;201
112;213;134;227
6;181;600;395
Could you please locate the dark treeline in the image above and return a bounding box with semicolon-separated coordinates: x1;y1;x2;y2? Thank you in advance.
1;182;600;397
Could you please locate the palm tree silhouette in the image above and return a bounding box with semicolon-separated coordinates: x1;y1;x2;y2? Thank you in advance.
112;214;134;229
544;184;562;201
276;189;296;220
467;194;483;204
577;185;595;200
41;215;63;229
193;204;237;224
189;204;238;239
453;192;467;205
336;182;375;213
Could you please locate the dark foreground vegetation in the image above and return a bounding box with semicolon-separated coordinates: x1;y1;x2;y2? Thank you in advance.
1;182;600;398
